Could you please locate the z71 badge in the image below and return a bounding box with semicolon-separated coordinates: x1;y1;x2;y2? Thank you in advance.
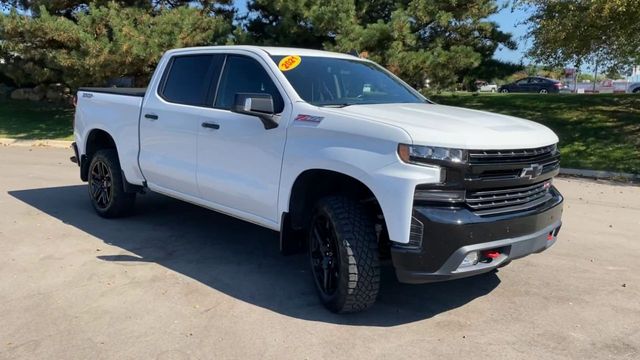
294;114;324;124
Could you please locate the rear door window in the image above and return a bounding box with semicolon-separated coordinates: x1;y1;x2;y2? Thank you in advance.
160;55;224;106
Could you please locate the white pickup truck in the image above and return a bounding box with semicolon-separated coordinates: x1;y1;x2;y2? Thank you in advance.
72;46;563;313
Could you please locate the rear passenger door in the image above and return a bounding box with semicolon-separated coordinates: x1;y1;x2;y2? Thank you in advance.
529;77;545;92
139;54;224;197
514;78;531;92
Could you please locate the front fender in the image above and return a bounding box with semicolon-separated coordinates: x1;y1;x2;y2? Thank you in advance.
279;118;441;244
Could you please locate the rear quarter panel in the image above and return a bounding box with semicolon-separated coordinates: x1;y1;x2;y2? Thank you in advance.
74;92;145;185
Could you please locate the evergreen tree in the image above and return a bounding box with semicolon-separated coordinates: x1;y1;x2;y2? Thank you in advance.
1;0;516;90
243;0;515;90
243;0;356;49
0;2;233;87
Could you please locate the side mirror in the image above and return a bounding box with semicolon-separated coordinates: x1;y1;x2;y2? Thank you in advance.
232;93;278;130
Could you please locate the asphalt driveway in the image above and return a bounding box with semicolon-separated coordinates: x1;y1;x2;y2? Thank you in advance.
1;146;639;359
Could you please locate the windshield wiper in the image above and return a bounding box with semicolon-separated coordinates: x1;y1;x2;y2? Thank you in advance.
319;103;356;108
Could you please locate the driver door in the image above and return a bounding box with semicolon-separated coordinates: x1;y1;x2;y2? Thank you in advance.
196;54;290;223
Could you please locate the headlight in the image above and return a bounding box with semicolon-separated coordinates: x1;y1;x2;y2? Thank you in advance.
398;144;468;164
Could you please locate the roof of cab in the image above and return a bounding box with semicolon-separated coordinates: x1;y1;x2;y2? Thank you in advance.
165;45;359;60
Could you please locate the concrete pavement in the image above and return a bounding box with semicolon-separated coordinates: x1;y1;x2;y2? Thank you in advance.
0;146;639;359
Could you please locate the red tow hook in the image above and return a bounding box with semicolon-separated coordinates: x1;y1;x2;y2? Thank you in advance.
483;250;500;259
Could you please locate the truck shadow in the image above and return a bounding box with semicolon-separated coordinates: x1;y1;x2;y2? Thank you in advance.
9;185;500;327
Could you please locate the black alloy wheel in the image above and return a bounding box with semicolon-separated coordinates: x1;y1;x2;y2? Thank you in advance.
310;214;341;296
87;149;136;218
90;159;113;209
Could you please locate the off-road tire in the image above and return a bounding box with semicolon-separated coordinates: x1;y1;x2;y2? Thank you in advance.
88;149;135;218
309;196;380;313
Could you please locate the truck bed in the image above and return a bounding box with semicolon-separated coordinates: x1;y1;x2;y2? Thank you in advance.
79;87;147;97
74;88;146;186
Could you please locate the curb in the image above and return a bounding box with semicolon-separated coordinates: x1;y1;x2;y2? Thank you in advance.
560;168;639;182
0;137;72;149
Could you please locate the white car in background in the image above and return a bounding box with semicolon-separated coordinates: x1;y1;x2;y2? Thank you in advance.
628;82;640;93
477;81;498;93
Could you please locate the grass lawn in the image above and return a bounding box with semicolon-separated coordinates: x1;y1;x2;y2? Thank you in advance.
0;99;74;140
1;95;639;174
430;93;640;174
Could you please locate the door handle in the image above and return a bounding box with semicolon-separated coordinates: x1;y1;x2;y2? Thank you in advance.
201;122;220;130
144;114;159;120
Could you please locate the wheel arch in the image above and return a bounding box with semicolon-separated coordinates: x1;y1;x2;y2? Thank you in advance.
81;128;117;181
288;169;382;228
279;168;389;256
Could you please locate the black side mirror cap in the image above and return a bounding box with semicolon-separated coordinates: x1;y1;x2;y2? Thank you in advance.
231;93;278;130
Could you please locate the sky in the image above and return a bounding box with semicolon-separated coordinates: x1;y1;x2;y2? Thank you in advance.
487;4;534;65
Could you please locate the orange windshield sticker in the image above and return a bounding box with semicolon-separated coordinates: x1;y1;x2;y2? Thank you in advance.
279;55;301;71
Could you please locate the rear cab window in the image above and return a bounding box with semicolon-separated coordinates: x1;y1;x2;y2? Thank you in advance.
159;54;224;106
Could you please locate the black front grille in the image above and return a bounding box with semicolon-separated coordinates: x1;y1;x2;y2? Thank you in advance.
466;145;560;182
466;181;553;216
469;145;557;164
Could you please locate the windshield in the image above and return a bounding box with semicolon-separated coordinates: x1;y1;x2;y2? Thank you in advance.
271;55;426;107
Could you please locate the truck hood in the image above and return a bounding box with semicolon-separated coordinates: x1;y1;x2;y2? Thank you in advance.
330;103;558;150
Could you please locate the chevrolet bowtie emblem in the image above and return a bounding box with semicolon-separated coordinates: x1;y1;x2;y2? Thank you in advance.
520;164;543;179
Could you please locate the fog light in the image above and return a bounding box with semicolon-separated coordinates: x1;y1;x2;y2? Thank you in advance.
460;251;479;268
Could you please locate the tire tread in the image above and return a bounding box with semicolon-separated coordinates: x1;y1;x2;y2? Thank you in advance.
314;196;380;313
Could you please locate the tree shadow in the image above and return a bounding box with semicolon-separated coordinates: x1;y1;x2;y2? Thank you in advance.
9;185;500;327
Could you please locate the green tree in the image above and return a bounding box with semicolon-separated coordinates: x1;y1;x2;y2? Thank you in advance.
243;0;515;90
243;0;356;49
1;1;151;17
0;3;233;87
517;0;640;72
334;1;516;90
0;1;234;15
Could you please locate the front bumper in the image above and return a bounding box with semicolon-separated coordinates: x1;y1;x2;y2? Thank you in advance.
391;187;563;284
